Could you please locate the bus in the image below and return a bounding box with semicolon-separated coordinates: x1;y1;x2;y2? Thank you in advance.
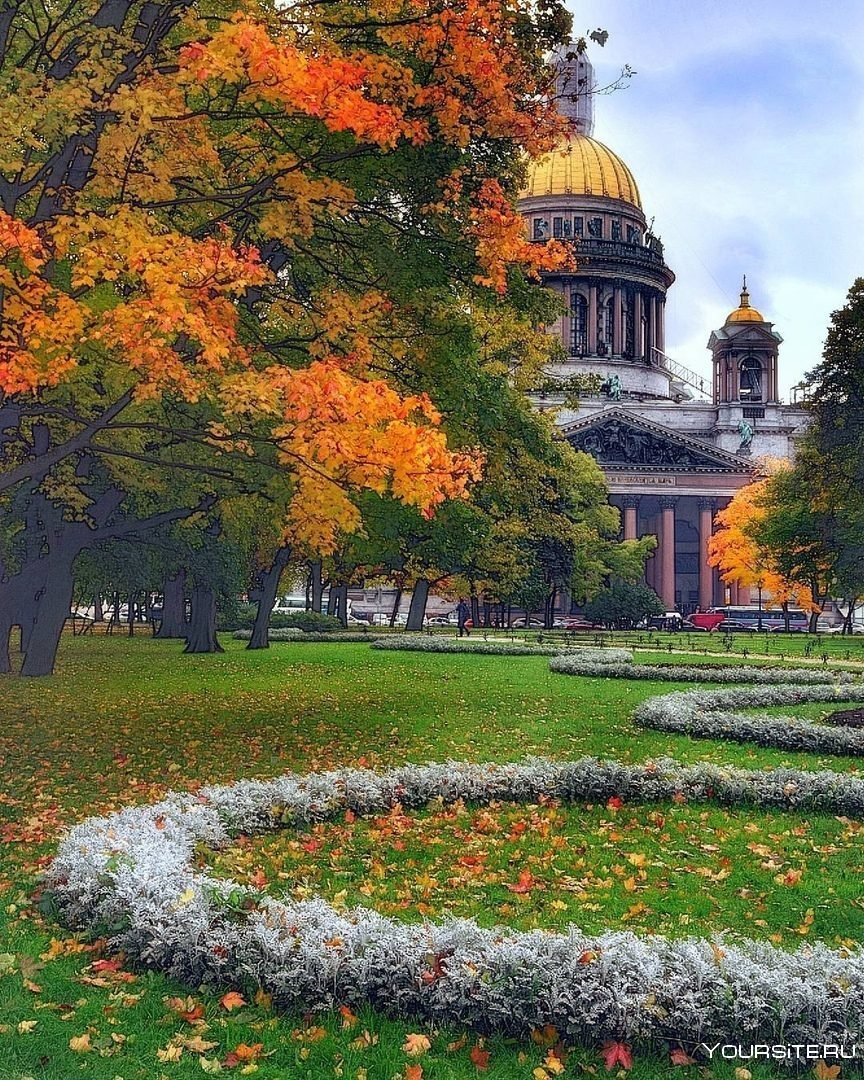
688;606;810;632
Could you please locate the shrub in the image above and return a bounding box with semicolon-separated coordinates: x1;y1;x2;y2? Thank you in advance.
372;636;633;661
279;611;343;633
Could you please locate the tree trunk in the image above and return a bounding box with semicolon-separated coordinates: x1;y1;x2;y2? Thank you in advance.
156;571;187;638
482;602;491;628
0;606;12;674
310;561;323;613
406;579;430;630
20;562;75;677
248;545;292;650
184;585;223;654
334;583;349;627
389;585;403;628
93;595;103;621
544;588;557;629
127;591;136;636
470;594;480;627
782;600;790;633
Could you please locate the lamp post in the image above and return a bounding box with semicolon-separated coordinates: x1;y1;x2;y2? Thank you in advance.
757;579;764;632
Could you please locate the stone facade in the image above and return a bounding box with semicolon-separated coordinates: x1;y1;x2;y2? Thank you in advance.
519;46;809;614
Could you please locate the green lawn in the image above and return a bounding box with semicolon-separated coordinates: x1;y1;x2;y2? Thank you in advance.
1;636;862;1080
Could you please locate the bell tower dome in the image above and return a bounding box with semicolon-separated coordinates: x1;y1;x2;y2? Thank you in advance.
708;278;782;405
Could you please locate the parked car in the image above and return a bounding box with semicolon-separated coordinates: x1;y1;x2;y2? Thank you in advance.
647;612;684;631
552;618;595;630
715;619;757;633
510;618;545;628
426;617;454;627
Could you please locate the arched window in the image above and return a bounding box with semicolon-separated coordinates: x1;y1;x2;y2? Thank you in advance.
571;294;587;355
739;357;763;401
603;296;615;350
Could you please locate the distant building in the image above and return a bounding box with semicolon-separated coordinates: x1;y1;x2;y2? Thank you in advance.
517;45;808;614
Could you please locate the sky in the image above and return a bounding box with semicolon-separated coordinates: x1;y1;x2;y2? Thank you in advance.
579;0;864;398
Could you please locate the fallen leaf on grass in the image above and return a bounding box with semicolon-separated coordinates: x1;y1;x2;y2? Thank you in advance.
220;991;246;1011
470;1043;490;1070
403;1033;431;1055
600;1041;632;1071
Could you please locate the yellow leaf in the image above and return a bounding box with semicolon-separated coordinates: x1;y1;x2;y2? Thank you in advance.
68;1032;90;1050
403;1033;431;1056
18;1019;38;1035
157;1043;184;1062
814;1063;841;1080
200;1057;223;1074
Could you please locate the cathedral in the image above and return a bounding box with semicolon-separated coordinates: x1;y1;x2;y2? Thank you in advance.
518;45;809;615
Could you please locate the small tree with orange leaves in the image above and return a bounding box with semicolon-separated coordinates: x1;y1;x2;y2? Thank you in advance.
708;468;818;631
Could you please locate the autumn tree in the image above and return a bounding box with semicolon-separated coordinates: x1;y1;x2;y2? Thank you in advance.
0;0;575;674
708;469;817;630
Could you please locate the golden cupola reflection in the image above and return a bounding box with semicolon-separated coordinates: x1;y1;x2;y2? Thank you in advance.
726;277;765;323
520;134;642;208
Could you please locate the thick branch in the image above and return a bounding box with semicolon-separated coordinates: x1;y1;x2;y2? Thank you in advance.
0;389;134;494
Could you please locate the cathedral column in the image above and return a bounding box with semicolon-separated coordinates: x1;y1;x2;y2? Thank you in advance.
650;296;659;359
622;496;639;540
613;287;624;355
633;291;643;359
698;498;715;611
659;497;677;609
657;299;665;356
588;284;598;354
562;281;572;353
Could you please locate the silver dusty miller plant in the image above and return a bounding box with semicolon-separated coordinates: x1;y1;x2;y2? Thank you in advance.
47;748;864;1055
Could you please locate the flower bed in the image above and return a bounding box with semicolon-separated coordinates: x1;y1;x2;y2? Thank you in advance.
372;636;633;661
634;683;864;756
47;756;864;1053
232;629;376;642
550;655;861;685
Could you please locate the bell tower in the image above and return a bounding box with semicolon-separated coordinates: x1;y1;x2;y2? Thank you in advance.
708;279;782;405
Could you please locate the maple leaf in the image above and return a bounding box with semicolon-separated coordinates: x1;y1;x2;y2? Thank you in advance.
403;1033;431;1055
157;1043;184;1062
531;1025;559;1047
670;1047;696;1066
607;796;624;811
219;991;246;1011
223;1042;263;1067
470;1044;491;1070
405;1066;424;1080
600;1041;633;1071
68;1031;90;1051
506;869;536;894
813;1064;841;1080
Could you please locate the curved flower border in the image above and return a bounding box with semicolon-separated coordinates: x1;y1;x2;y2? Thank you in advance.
634;683;864;755
47;751;864;1053
372;636;634;661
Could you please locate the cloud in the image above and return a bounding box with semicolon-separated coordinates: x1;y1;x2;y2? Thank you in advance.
582;0;864;395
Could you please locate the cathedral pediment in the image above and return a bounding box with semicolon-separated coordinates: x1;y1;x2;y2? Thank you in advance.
561;409;753;473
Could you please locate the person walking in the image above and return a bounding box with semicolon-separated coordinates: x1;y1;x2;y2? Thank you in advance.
456;598;471;637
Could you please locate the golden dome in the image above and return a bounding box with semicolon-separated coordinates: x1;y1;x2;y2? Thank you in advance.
726;279;765;323
520;134;641;208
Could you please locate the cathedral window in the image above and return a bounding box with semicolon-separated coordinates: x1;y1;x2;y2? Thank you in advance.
739;357;763;401
573;217;583;236
571;294;588;355
553;217;563;238
626;224;642;245
611;219;621;240
587;216;603;238
562;218;572;237
533;217;549;240
604;296;615;348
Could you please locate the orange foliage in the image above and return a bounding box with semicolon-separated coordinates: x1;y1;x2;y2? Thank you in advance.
222;360;481;551
708;475;817;612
